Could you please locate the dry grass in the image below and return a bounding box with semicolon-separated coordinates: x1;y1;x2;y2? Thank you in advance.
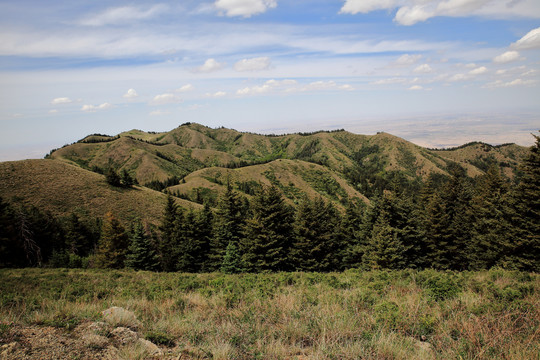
0;268;538;359
0;159;197;226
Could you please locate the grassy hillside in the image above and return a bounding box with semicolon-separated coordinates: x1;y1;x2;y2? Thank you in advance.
7;123;528;226
168;159;368;208
0;159;200;226
0;268;537;359
49;123;527;188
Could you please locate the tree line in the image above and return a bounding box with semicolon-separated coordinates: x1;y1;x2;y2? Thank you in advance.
1;135;538;272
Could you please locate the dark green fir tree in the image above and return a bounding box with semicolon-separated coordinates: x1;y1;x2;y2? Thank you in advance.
125;220;160;271
93;212;129;269
508;133;540;272
241;185;294;272
221;241;243;274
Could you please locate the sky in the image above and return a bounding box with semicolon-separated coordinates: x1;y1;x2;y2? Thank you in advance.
1;0;539;161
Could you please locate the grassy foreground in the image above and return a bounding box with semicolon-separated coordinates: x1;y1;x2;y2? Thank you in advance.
0;268;538;359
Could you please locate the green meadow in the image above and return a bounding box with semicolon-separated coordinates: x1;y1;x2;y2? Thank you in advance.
0;268;537;359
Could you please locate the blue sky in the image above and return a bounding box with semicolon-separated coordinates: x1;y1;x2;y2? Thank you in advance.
1;0;539;160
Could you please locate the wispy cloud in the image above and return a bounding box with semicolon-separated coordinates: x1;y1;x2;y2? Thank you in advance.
234;57;271;71
81;103;113;112
123;88;138;99
51;97;73;105
79;4;168;26
493;51;521;64
192;58;225;73
511;27;540;50
215;0;277;18
176;84;194;92
340;0;540;25
150;93;182;105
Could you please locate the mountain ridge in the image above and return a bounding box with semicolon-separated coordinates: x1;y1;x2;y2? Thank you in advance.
1;122;529;225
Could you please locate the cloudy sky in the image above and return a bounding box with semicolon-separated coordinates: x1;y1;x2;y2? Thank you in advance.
1;0;539;160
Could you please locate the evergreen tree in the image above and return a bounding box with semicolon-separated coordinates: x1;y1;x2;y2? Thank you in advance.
93;212;129;269
341;198;366;269
508;133;540;271
362;202;405;270
125;220;160;271
158;196;179;271
209;185;245;271
106;168;122;187
121;169;135;187
197;203;214;272
291;197;342;272
420;167;473;270
0;197;26;267
64;213;95;257
241;185;294;272
221;241;243;274
177;208;202;272
468;165;512;269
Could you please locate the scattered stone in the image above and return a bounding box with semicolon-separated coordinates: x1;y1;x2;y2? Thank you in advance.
102;306;141;330
138;338;164;356
110;326;138;345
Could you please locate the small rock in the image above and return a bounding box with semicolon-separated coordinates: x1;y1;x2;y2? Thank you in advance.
138;338;163;356
102;307;141;330
110;326;138;345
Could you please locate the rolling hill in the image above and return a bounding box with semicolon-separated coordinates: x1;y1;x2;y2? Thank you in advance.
0;159;200;225
1;122;529;225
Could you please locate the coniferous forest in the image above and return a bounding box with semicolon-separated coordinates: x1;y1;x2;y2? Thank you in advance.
1;133;538;273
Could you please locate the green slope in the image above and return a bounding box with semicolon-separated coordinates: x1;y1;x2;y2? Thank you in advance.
0;159;200;225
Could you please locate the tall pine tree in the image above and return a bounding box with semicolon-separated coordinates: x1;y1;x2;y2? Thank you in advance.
209;184;246;271
291;197;342;272
158;196;179;272
241;185;294;272
125;220;160;271
508;133;540;272
93;212;129;269
362;202;405;270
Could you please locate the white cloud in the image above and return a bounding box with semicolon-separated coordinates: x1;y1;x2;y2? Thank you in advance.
408;85;423;90
370;77;407;85
340;0;398;14
493;51;520;64
81;103;113;112
51;97;72;105
215;0;277;18
207;91;227;98
150;93;182;105
234;57;271;71
484;78;536;88
123;88;138;99
469;66;488;75
192;58;225;73
149;110;170;116
236;79;298;95
394;54;422;66
512;27;540;50
448;73;469;82
340;0;540;26
79;4;167;26
339;84;355;91
176;84;194;92
395;5;434;26
48;109;58;114
413;63;433;73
